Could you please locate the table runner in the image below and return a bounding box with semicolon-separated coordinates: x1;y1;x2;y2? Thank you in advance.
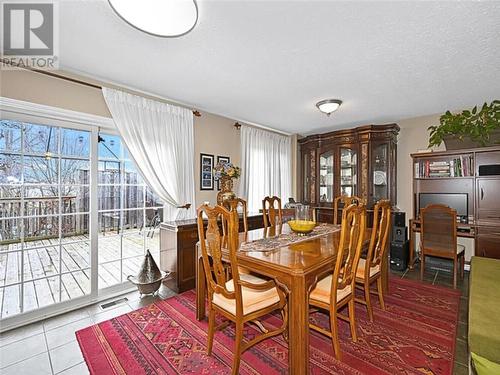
239;223;340;252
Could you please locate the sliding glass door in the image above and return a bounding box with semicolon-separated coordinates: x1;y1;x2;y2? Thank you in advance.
0;120;91;318
97;133;162;290
0;118;162;322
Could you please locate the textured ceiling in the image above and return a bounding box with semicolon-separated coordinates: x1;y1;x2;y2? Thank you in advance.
59;1;500;135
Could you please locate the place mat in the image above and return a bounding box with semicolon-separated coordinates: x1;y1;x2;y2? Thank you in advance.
239;223;340;252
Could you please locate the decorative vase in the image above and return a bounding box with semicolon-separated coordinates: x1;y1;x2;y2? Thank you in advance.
219;176;236;203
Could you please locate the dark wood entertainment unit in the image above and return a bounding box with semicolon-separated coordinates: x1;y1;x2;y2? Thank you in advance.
410;146;500;263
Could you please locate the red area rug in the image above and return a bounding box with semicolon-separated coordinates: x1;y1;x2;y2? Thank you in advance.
76;278;460;374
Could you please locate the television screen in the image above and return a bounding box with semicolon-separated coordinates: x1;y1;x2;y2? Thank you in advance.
418;193;468;217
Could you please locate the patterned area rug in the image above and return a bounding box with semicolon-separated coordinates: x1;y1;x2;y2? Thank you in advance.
76;278;460;374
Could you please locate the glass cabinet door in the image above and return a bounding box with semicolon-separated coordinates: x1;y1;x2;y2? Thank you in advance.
340;147;357;196
319;151;334;202
372;143;388;202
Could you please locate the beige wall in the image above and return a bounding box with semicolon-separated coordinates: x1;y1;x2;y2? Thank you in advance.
397;115;474;261
1;69;111;117
193;112;241;206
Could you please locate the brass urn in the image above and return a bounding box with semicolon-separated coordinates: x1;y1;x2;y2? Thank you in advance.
217;176;236;205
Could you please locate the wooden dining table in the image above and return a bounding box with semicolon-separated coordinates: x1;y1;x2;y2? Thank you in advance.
196;224;383;375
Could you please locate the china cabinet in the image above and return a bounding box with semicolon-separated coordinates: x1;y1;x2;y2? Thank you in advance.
299;124;399;222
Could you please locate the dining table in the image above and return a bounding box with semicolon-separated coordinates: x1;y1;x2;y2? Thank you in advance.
196;223;382;375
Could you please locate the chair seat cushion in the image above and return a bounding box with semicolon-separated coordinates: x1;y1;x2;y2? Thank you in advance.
356;258;380;280
423;242;466;255
212;273;280;316
310;274;352;305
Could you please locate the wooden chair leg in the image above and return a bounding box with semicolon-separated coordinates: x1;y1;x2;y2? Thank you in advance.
364;282;373;322
207;308;215;355
376;277;385;310
281;308;289;343
420;254;425;282
330;309;342;360
461;256;465;279
232;323;244;375
251;319;268;334
453;259;457;289
348;299;358;342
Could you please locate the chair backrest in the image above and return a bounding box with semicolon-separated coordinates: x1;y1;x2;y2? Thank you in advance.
262;196;283;228
420;204;457;256
366;199;392;270
333;195;365;225
197;204;243;311
221;198;248;235
331;203;367;294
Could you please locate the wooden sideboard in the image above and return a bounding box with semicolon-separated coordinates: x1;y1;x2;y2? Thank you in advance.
298;124;399;222
159;210;294;292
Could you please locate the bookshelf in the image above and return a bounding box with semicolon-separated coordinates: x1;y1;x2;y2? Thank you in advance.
412;150;476;221
414;153;474;179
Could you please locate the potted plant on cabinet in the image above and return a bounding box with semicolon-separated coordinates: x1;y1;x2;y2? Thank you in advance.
428;100;500;150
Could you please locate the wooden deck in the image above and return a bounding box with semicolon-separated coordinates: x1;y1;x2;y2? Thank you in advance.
0;229;160;318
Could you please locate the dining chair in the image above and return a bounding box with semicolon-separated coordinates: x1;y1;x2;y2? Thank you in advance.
309;203;367;360
221;198;248;235
220;198;270;333
197;204;288;375
420;204;465;289
262;196;283;228
333;195;365;224
355;199;391;321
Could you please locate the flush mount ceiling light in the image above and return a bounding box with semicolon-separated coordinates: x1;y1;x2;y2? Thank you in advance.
316;99;342;116
108;0;198;38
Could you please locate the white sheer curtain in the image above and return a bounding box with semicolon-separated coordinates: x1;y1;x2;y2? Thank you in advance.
102;87;196;221
239;125;292;212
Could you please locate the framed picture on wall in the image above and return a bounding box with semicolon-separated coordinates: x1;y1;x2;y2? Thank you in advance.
216;156;230;191
200;153;214;190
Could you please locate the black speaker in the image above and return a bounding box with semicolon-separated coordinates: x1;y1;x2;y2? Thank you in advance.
391;211;407;243
392;226;408;243
390;241;409;271
393;211;406;227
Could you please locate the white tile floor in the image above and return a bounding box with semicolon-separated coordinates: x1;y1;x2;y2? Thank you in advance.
0;285;176;375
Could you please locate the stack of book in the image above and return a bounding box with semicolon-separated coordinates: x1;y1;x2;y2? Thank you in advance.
414;155;474;178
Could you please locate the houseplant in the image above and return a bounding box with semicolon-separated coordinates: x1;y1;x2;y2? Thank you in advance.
213;161;241;202
428;100;500;150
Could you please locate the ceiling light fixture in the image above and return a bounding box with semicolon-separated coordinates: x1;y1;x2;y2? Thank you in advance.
108;0;198;38
316;99;342;116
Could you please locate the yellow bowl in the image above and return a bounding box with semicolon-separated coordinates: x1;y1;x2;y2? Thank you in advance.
287;220;317;235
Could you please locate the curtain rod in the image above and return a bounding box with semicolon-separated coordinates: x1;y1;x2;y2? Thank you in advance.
233;121;291;137
1;58;201;117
